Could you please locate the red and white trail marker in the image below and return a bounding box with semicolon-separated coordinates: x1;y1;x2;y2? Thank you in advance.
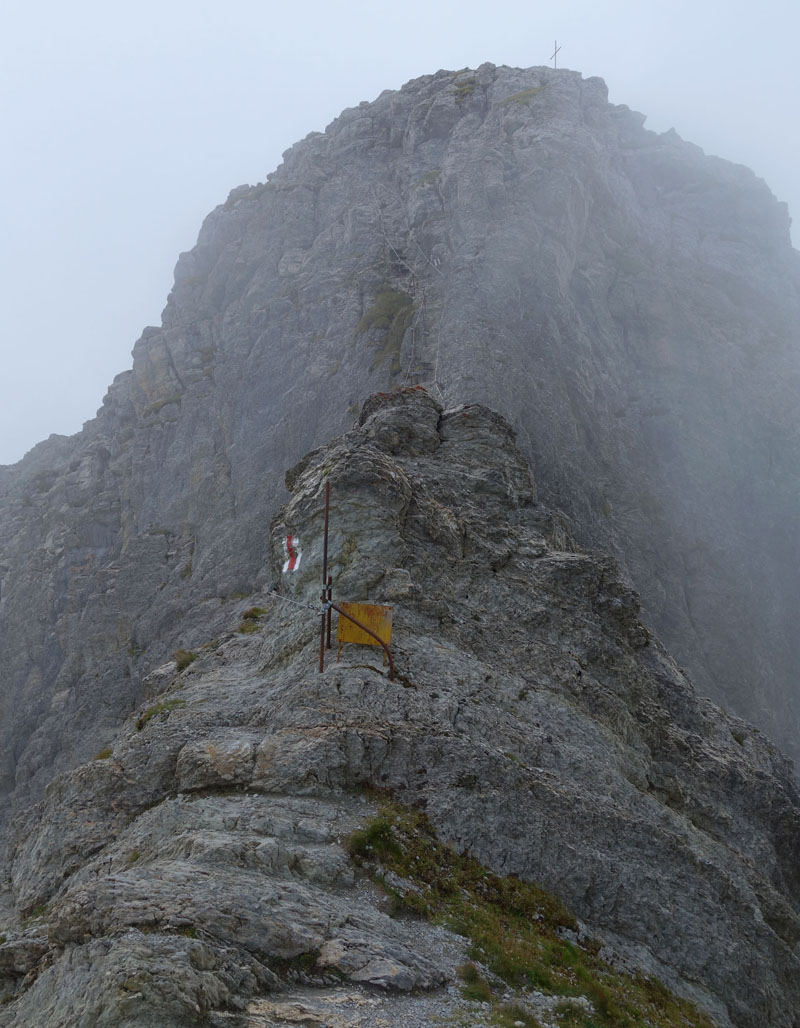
282;534;302;573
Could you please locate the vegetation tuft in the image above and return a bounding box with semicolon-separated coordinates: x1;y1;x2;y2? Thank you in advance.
493;1000;543;1027
453;77;477;104
174;649;198;672
272;949;322;981
355;288;415;376
554;999;594;1026
345;800;716;1028
241;606;267;620
21;903;48;924
238;606;267;633
458;961;493;1002
93;747;112;761
136;697;186;731
499;87;544;107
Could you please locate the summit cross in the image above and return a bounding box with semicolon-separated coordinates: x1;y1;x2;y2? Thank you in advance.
551;40;562;68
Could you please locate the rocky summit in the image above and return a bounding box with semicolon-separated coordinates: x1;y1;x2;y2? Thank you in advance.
0;61;799;1027
0;389;798;1027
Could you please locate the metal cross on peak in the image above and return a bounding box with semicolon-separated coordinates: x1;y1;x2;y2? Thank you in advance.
551;40;562;69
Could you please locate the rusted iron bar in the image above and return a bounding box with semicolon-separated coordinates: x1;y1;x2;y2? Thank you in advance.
331;602;395;681
326;575;332;649
322;480;330;580
319;480;330;673
319;596;326;672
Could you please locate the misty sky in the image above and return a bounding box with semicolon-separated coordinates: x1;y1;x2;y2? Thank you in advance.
1;0;797;465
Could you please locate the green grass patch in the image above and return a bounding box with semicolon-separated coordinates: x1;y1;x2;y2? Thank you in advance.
238;606;267;633
136;697;186;731
242;606;267;620
453;77;477;104
272;950;322;980
93;747;112;760
458;961;493;1002
499;87;544;106
346;801;716;1028
492;1001;543;1027
554;999;593;1025
21;903;48;924
174;648;198;672
355;288;415;376
346;816;404;863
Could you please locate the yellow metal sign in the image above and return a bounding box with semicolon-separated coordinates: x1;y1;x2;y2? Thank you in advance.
336;602;393;649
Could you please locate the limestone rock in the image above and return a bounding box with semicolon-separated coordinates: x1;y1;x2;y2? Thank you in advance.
0;391;797;1027
0;67;798;836
1;59;800;1028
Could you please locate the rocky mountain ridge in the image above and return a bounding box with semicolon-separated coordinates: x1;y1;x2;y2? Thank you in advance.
0;61;799;1025
1;65;798;825
1;389;798;1027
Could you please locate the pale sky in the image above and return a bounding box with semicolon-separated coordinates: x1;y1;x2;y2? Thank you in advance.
1;0;797;465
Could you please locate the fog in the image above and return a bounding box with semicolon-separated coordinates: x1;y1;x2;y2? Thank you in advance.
1;0;797;465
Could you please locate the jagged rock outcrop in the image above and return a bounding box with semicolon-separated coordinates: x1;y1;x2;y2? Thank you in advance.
0;391;797;1027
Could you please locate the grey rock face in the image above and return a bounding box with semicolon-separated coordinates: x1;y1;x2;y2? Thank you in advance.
0;391;797;1027
1;64;798;823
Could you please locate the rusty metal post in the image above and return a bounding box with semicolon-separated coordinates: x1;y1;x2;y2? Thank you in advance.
322;480;330;578
319;480;330;673
326;575;332;649
319;599;326;672
331;602;395;681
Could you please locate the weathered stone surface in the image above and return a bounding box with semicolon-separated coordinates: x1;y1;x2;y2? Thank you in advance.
316;936;444;991
1;64;799;848
175;734;257;791
0;392;797;1027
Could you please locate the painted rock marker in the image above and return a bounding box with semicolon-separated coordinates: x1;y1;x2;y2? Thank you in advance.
283;534;301;573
